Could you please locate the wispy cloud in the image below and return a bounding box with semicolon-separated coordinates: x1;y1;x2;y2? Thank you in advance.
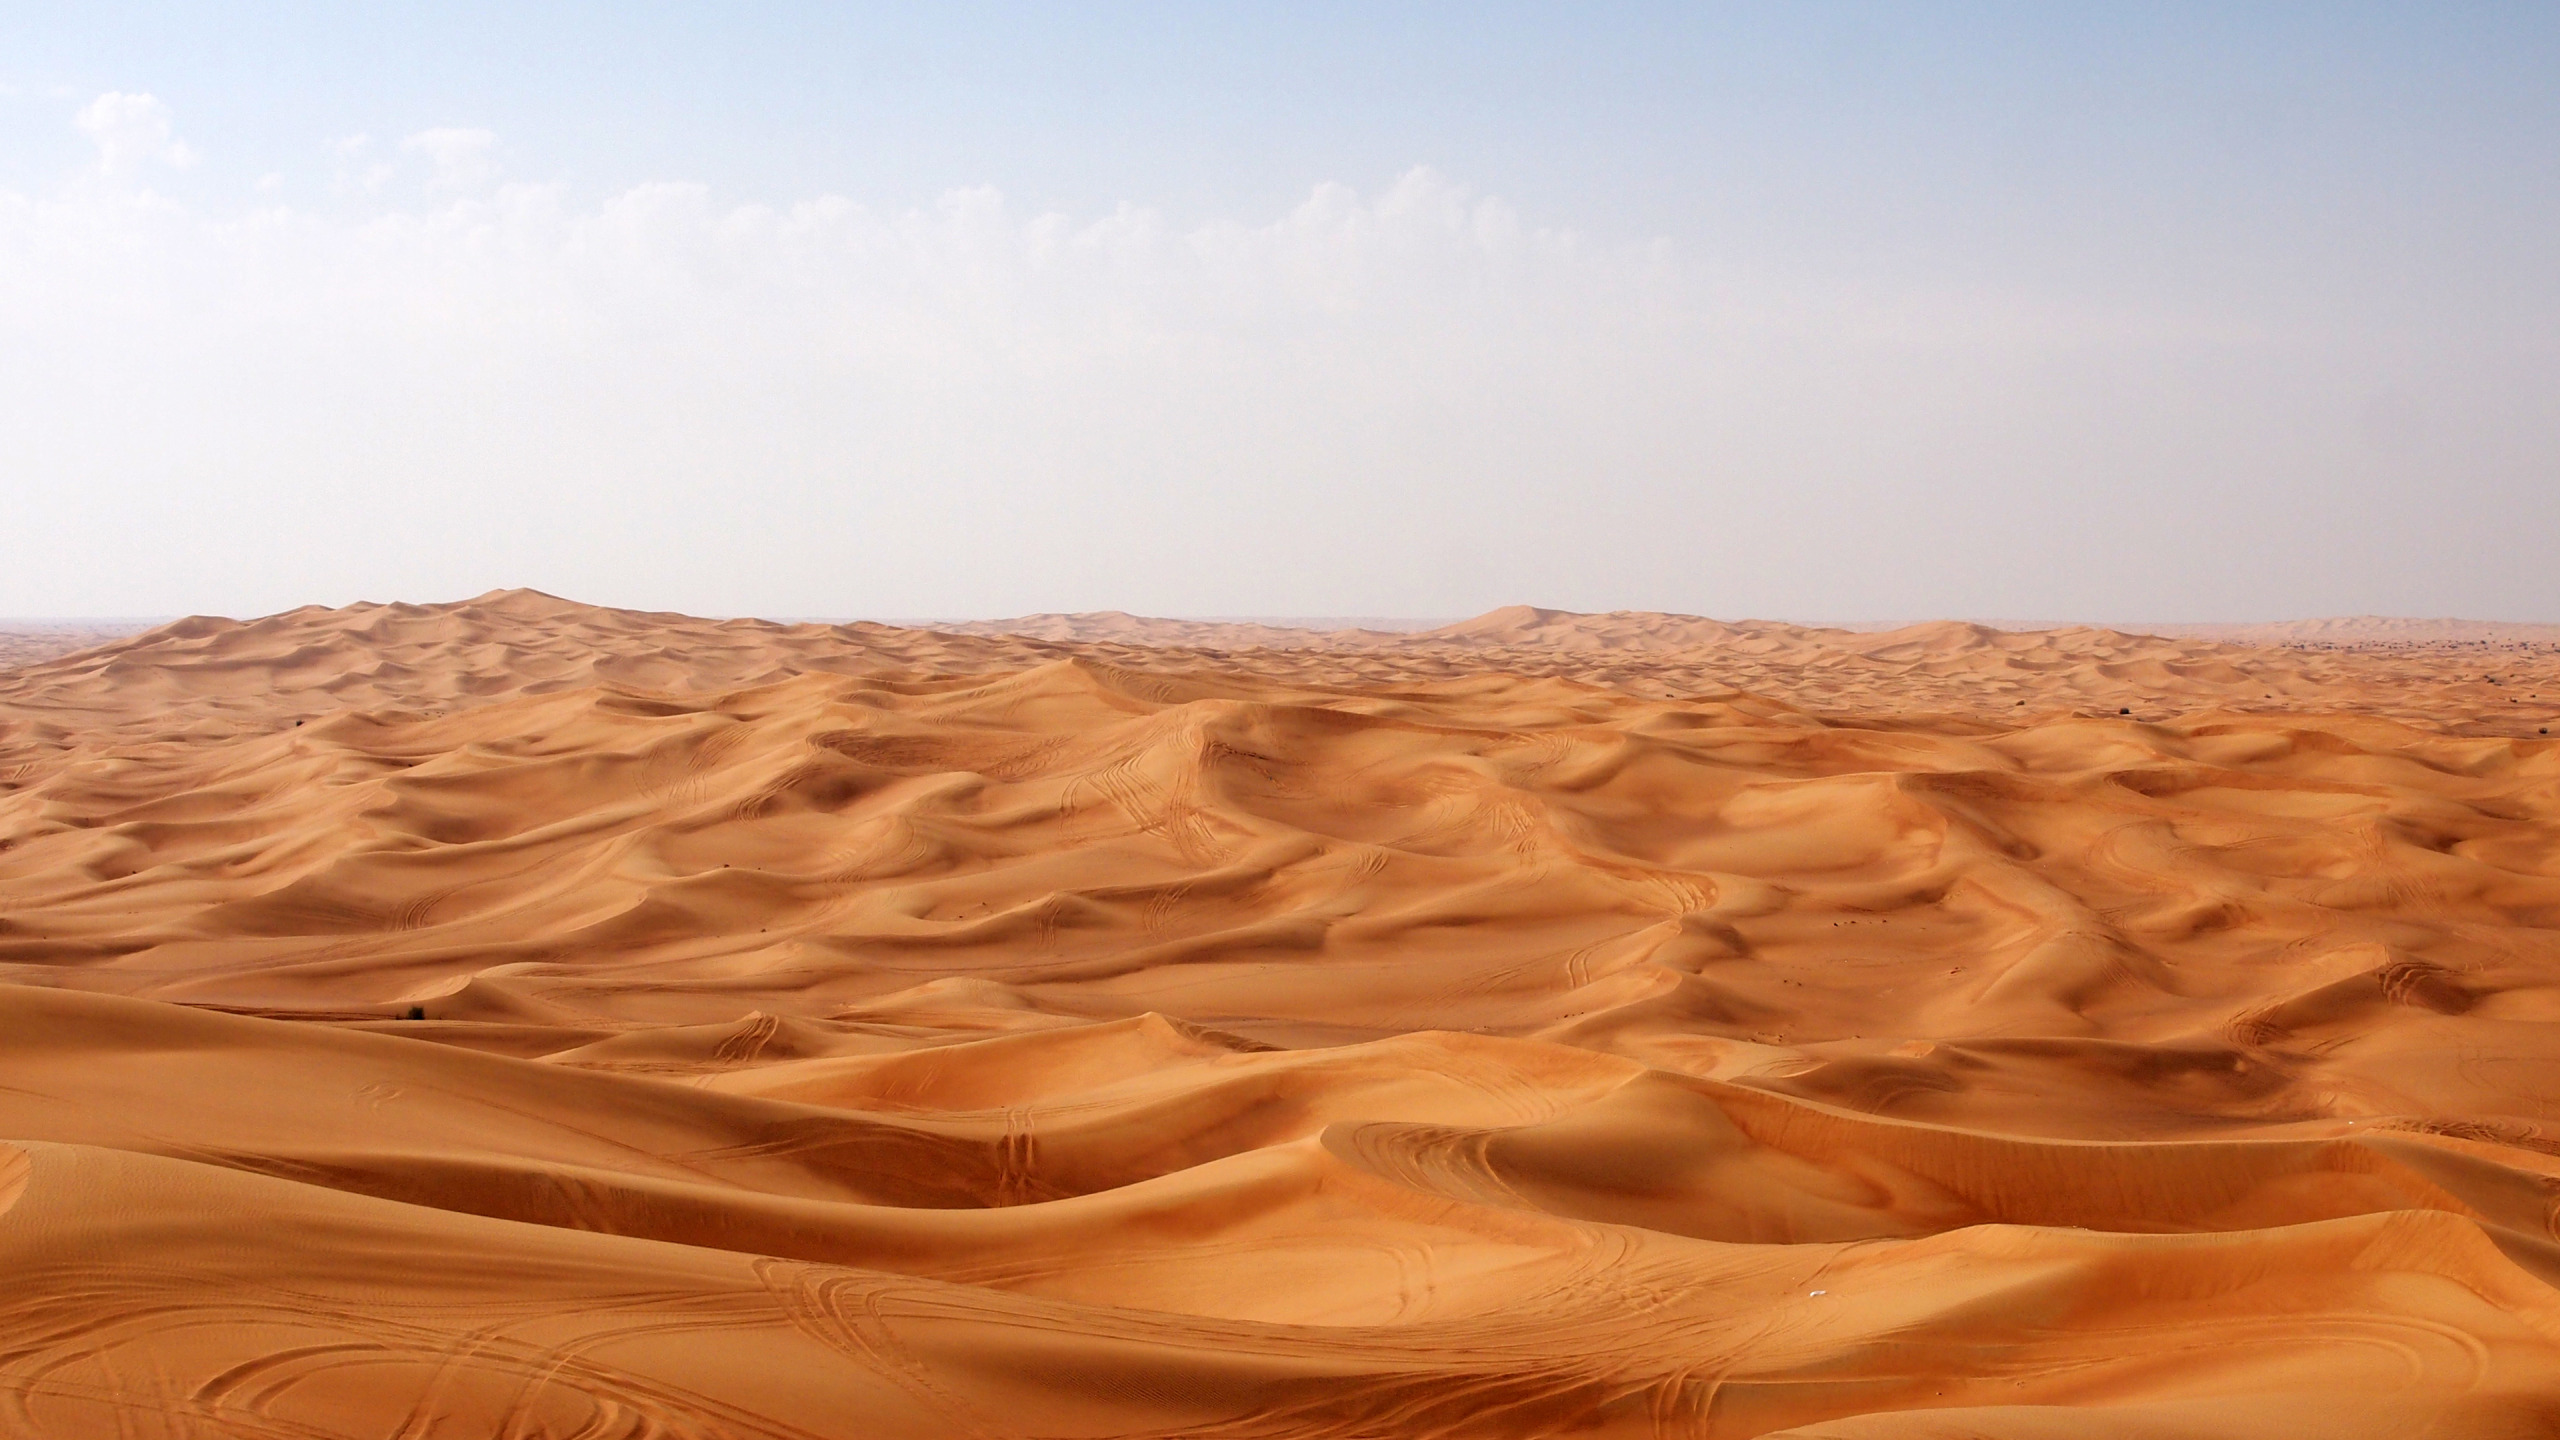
400;127;498;190
75;92;194;176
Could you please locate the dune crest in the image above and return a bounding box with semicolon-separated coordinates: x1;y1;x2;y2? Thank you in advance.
4;593;2560;1436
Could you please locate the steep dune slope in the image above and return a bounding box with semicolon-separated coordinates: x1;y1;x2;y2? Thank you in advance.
4;594;2560;1436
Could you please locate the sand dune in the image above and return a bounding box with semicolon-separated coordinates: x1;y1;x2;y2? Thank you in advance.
5;592;2560;1435
927;611;1440;648
2146;616;2560;648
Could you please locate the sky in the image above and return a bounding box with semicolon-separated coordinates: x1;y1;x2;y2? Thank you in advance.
2;2;2556;622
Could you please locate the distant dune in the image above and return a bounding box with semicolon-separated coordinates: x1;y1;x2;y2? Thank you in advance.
12;595;2557;746
5;592;2560;1436
925;609;1430;648
926;611;1450;643
2140;615;2560;647
0;619;154;670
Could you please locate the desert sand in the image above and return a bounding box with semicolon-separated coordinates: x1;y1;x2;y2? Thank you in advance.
4;589;2560;1437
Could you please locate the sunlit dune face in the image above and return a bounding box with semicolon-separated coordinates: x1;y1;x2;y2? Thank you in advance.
3;596;2560;1437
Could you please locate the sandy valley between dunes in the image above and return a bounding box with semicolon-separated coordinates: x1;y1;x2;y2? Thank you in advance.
4;590;2560;1437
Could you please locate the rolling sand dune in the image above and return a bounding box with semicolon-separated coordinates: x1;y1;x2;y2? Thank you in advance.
2145;616;2560;649
927;612;1443;648
892;602;2560;734
5;591;2560;1435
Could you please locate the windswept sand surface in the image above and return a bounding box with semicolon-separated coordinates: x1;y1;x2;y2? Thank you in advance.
5;591;2560;1436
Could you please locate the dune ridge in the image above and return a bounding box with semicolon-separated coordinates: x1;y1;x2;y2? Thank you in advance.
4;592;2560;1436
11;591;2555;752
2146;616;2560;648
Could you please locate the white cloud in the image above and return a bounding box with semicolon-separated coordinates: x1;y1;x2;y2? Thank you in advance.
400;127;498;190
75;91;194;175
329;135;393;195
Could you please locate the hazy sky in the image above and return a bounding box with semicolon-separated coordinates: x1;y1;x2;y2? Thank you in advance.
4;3;2556;621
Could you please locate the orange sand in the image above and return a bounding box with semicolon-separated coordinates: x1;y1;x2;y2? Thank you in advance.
3;590;2559;1437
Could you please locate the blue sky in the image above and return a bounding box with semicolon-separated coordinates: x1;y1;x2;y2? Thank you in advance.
3;3;2556;620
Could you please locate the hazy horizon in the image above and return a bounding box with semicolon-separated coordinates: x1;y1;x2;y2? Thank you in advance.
6;4;2557;623
12;594;2560;640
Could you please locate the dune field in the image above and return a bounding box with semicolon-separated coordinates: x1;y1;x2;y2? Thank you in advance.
5;589;2560;1437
